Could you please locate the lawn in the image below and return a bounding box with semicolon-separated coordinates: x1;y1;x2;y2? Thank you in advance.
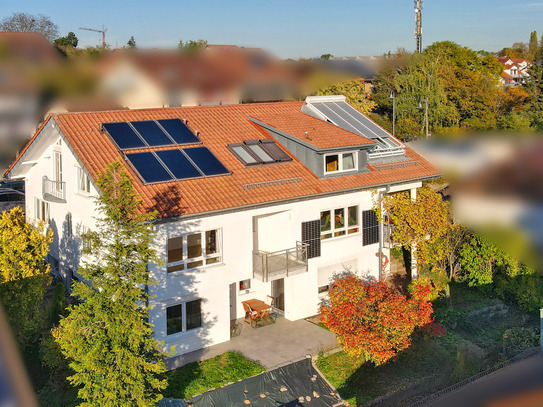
316;283;539;406
163;352;265;400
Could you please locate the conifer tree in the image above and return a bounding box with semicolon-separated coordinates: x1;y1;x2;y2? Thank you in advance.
53;161;167;406
529;31;539;60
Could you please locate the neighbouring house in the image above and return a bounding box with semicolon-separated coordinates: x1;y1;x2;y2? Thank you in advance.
324;56;380;94
0;32;63;171
498;57;531;87
98;45;297;109
4;95;438;358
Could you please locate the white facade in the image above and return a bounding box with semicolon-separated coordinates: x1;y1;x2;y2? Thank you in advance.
8;108;427;358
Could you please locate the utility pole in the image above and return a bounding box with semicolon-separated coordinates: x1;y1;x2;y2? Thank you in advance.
79;26;107;49
414;0;423;53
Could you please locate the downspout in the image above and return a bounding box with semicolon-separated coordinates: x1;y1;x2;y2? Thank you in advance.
378;185;391;280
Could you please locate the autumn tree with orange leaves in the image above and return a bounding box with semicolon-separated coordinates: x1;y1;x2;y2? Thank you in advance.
320;273;433;365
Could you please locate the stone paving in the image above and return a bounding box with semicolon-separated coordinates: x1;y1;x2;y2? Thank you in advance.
166;316;338;370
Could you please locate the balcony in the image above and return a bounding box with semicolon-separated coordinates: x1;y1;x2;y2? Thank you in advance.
253;241;308;282
383;223;402;249
42;176;66;203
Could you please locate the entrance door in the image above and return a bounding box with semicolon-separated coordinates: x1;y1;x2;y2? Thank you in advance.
229;283;237;321
271;278;284;312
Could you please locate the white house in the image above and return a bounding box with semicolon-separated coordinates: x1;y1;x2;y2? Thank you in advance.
5;95;438;357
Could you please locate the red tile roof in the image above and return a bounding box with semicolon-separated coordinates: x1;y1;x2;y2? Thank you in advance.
252;112;375;149
8;102;439;218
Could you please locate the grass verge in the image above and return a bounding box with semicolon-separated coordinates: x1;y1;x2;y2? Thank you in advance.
164;352;265;400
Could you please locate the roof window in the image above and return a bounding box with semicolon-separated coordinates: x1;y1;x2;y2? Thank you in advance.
228;139;292;166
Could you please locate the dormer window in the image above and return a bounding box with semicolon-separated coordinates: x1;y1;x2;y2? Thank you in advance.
324;151;357;174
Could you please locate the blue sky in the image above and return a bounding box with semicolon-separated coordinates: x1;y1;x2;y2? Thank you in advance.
2;0;543;58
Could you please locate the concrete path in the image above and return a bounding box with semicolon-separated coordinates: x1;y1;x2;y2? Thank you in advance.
166;316;338;370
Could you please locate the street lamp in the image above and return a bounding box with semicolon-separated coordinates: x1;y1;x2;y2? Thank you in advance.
389;91;396;137
417;99;429;138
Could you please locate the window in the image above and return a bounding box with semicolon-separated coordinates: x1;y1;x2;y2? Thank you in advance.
320;206;359;240
167;229;222;273
34;198;49;222
239;279;251;291
77;168;91;194
66;212;72;238
362;210;379;246
166;299;202;335
228;139;291;166
318;284;330;294
324;151;357;174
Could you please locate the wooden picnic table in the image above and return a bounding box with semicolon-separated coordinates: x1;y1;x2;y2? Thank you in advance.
242;298;271;319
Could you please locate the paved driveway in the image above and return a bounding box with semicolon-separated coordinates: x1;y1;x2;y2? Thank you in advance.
166;316;338;370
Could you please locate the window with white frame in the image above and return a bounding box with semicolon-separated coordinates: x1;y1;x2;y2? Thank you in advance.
167;229;221;273
77;167;91;194
239;279;251;291
324;151;357;174
34;198;49;222
320;205;359;239
166;299;202;335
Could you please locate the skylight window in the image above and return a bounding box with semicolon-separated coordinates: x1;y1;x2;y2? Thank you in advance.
228;139;292;166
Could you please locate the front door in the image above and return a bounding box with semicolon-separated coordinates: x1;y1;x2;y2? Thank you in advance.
271;278;284;312
229;282;237;321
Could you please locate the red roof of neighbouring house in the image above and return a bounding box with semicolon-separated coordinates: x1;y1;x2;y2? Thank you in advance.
6;102;439;218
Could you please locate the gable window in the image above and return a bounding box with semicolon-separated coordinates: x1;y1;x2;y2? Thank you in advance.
320;205;359;240
167;229;222;273
34;198;49;223
166;299;202;335
324;151;357;174
77;168;91;194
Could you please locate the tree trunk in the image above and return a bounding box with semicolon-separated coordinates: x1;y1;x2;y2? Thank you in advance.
402;246;412;281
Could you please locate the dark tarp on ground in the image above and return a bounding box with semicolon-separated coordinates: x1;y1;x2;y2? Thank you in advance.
157;398;187;407
187;357;343;407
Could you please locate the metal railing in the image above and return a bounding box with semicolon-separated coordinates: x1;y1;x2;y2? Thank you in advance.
253;241;309;282
42;176;66;203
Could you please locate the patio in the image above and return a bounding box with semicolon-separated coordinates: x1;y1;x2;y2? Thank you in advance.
166;315;339;370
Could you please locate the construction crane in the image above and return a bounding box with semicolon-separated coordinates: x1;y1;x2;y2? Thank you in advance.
79;26;107;49
414;0;423;53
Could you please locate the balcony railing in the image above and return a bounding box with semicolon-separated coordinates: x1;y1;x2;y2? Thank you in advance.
253;241;309;282
383;223;401;249
42;176;66;203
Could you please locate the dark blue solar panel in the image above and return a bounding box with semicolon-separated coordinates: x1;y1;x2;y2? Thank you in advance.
131;120;174;147
158;119;201;144
103;122;146;149
126;152;173;183
156;149;202;180
183;147;230;176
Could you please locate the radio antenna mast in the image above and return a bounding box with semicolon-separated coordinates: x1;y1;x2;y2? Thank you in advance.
414;1;423;53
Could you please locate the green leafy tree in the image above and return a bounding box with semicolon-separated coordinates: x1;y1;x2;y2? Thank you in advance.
320;53;333;60
524;47;543;130
0;207;52;347
0;12;59;42
55;31;78;47
53;161;167;406
315;79;376;115
178;39;207;53
529;31;539;60
127;35;137;48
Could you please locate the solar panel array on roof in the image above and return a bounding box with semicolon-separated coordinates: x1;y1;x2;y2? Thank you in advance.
102;122;146;150
125;147;230;184
102;119;201;150
309;100;391;140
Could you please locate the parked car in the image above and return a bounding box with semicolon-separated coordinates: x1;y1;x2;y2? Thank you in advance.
0;180;24;192
0;188;25;213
